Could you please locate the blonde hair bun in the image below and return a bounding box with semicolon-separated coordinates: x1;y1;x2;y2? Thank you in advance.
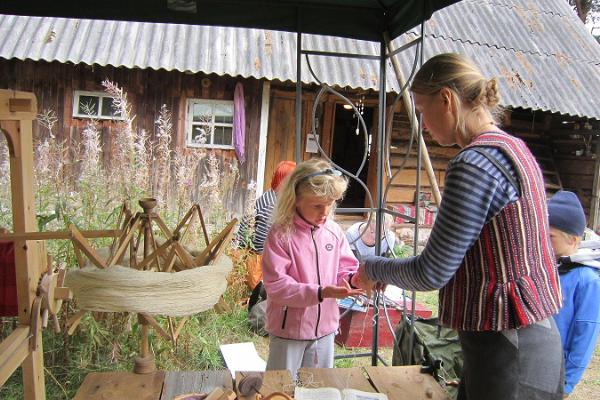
484;78;500;108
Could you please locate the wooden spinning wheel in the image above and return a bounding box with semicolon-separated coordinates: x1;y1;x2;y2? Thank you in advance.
65;199;237;373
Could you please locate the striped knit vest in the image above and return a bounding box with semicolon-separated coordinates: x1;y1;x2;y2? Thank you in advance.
438;132;562;331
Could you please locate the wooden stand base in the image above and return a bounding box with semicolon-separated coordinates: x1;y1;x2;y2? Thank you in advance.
134;355;157;374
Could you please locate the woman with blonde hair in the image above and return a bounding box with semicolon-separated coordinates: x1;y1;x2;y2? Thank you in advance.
262;158;363;378
356;53;564;399
345;211;396;260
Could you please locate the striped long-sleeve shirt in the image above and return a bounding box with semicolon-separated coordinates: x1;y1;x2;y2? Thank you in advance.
365;147;520;291
236;189;277;253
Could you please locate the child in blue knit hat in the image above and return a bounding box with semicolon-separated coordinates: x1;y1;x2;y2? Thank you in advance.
548;190;600;396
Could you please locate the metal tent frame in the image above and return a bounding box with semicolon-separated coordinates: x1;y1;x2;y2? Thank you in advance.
294;22;429;366
0;2;459;398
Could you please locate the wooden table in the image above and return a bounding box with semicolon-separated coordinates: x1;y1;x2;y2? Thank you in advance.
74;366;450;399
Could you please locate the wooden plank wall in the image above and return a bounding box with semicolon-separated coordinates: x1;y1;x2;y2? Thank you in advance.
508;108;600;222
387;105;600;229
262;85;336;191
0;59;263;216
6;58;596;225
386;110;458;206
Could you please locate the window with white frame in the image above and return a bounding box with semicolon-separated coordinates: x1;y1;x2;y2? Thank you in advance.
187;99;234;149
73;90;123;120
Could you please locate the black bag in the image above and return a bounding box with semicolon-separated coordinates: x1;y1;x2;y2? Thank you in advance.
247;281;268;336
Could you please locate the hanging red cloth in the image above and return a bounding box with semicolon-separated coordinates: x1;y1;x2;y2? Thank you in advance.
0;241;17;317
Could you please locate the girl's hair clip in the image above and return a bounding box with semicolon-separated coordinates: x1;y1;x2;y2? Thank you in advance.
300;168;342;182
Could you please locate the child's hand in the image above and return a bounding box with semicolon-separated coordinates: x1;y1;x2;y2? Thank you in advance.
321;280;364;299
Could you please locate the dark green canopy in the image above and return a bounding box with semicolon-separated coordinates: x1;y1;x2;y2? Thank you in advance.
0;0;459;42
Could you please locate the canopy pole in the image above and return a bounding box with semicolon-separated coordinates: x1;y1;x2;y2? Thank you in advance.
295;29;302;163
371;38;387;367
383;33;441;207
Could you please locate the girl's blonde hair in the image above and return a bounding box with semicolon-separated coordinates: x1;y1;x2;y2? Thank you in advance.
411;53;502;142
272;158;348;233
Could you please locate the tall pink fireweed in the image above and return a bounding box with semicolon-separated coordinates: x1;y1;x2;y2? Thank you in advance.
77;111;109;228
133;128;152;193
153;104;173;209
35;109;73;231
215;159;239;228
102;79;137;199
233;179;257;249
195;154;238;233
197;153;220;230
172;147;204;219
79;108;103;182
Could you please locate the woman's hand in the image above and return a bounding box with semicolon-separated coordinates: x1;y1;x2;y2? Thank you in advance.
352;263;386;298
321;280;365;299
354;263;376;290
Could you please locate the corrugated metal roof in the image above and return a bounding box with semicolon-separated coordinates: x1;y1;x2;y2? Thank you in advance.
0;13;396;92
414;0;600;64
396;0;600;119
1;0;600;119
394;33;599;120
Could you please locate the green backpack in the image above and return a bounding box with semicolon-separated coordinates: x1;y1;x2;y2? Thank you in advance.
392;317;463;399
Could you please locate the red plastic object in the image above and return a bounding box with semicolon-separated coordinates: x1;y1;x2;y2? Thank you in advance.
0;241;17;317
335;300;432;348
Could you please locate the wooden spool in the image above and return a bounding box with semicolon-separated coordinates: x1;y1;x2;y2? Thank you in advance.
237;372;263;396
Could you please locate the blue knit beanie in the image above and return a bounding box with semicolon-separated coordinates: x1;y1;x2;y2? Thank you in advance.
547;191;586;236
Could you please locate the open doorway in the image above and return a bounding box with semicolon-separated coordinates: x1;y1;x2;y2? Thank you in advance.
330;103;374;209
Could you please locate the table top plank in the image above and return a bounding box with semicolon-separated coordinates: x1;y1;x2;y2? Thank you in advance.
236;370;294;400
365;366;451;400
297;367;376;393
160;370;232;400
74;371;165;400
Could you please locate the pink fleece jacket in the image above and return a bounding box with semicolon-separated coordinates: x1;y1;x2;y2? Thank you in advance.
262;214;359;340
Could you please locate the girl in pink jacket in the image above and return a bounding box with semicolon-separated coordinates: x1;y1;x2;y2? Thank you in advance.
262;158;363;379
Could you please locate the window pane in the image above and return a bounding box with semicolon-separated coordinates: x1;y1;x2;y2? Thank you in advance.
192;103;212;123
213;126;233;146
101;97;121;117
214;103;233;124
100;97;117;117
78;95;99;116
191;125;210;145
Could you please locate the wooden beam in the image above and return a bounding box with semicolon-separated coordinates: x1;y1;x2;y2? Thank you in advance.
69;225;107;269
139;314;172;342
0;229;121;241
0;88;46;399
8;98;33;113
66;310;88;336
0;327;31;387
193;219;237;267
0;89;37;121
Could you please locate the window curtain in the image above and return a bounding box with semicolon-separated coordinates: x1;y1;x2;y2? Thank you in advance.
233;82;246;164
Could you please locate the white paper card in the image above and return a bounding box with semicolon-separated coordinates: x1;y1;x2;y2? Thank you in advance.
294;387;388;400
306;133;320;153
219;342;266;378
